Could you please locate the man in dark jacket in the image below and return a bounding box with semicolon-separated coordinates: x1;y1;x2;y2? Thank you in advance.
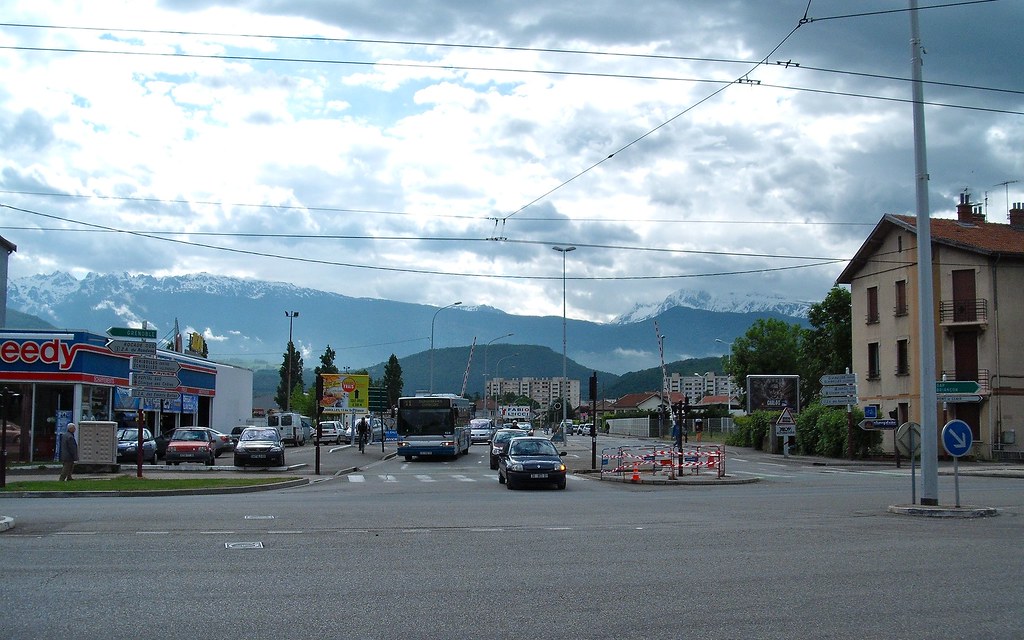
59;423;79;481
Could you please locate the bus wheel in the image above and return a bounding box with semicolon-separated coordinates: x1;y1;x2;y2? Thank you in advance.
404;456;412;462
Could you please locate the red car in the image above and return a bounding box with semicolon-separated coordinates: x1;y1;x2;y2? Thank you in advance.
164;428;217;466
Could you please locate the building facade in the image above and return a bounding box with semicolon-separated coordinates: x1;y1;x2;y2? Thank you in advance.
837;198;1024;460
486;376;581;413
665;371;735;405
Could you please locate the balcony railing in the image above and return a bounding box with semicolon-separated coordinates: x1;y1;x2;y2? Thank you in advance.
939;299;988;325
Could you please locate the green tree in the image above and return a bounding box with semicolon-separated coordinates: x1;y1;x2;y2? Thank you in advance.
383;354;404;408
315;345;340;377
275;342;304;410
726;318;803;407
800;286;853;405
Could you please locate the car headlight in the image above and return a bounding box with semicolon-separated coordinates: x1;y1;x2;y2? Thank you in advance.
510;463;524;472
491;447;501;455
269;445;283;452
558;463;566;472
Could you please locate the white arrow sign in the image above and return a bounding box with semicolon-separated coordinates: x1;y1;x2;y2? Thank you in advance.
107;339;157;355
821;396;858;406
129;372;180;389
130;356;181;375
822;385;858;396
129;388;181;401
820;373;857;386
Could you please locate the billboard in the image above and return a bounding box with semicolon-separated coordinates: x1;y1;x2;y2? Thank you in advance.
320;373;370;414
746;375;800;413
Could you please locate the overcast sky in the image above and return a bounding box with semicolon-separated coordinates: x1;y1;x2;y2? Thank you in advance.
1;0;1021;324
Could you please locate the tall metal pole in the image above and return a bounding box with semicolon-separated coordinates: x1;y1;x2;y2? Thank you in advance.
484;333;513;418
430;301;462;394
285;311;299;411
909;0;939;505
553;246;576;427
495;354;518;423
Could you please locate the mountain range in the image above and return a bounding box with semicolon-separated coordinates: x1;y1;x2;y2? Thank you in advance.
6;272;811;395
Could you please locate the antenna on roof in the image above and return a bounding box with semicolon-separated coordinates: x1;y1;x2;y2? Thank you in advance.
992;179;1021;215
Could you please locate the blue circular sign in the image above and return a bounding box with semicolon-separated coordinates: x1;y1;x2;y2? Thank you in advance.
941;419;973;457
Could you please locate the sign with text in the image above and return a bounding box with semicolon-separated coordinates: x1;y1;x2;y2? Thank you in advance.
130;356;181;374
747;375;800;414
936;380;980;395
320;373;369;414
775;407;796;437
107;326;157;339
107;339;156;355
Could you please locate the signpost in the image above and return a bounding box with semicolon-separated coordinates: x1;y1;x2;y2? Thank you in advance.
821;396;858;406
935;380;981;395
129;372;180;389
129;388;180;401
820;372;858;459
896;422;921;504
130;356;181;375
775;407;796;457
942;419;974;507
858;418;898;431
821;385;858;397
819;373;857;386
936;394;982;404
107;339;157;355
107;326;157;339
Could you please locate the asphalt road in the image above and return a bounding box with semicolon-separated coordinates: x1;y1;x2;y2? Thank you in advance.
3;439;1023;639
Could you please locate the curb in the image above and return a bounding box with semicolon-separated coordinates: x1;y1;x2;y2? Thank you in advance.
0;477;308;499
888;504;999;518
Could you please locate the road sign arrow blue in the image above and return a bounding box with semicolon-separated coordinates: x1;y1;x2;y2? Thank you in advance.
942;419;973;457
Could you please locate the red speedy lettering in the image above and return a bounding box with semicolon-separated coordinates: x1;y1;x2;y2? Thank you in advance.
0;339;74;369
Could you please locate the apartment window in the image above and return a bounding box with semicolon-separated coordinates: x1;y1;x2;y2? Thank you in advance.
868;342;881;380
894;280;908;317
895;339;909;376
866;286;879;324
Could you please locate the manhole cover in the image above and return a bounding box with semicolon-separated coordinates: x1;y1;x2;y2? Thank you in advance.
225;541;264;549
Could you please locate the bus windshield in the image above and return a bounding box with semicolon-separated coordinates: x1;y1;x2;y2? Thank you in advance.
397;406;454;436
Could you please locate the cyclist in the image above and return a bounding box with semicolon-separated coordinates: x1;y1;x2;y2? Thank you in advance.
356;417;369;453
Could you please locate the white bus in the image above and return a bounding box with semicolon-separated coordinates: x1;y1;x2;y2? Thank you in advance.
395;394;472;461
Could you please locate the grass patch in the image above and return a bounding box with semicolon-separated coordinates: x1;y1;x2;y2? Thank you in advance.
1;475;298;492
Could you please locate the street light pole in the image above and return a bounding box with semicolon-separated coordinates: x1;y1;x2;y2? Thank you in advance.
552;246;576;428
430;301;462;393
285;311;299;411
715;338;734;416
484;333;513;418
494;354;518;423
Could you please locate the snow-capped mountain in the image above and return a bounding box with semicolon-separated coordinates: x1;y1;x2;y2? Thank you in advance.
613;288;813;324
7;272;810;380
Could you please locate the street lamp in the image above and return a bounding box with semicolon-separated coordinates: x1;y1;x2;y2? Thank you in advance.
484;333;514;418
430;301;462;393
494;354;518;422
715;338;734;415
285;311;299;411
552;246;576;427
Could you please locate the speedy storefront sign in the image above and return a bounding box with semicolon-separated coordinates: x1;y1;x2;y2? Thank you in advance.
0;331;216;393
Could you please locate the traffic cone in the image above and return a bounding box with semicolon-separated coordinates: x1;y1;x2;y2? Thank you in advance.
631;464;640;483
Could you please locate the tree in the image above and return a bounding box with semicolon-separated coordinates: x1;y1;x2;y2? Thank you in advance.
315;345;340;377
726;318;803;406
383;354;404;408
800;287;852;404
275;341;304;410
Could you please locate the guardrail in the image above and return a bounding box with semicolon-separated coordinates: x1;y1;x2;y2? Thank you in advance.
600;444;725;480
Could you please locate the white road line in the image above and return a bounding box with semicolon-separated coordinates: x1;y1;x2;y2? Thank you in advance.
348;474;366;482
451;475;475;482
415;475;436;483
266;530;303;534
135;531;169;535
379;474;398;482
201;531;236;534
54;531;97;535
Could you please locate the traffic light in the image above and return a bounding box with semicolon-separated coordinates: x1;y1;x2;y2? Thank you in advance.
315;375;324;420
589;372;598;401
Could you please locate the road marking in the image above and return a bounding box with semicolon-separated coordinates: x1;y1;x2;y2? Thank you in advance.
135;531;169;535
451;475;475;482
470;528;505;532
266;530;303;534
244;515;275;520
54;531;96;535
415;475;435;483
225;541;263;549
201;530;236;534
348;474;366;482
379;474;398;482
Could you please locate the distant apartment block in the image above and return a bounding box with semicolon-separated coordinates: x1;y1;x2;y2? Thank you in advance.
486;376;581;412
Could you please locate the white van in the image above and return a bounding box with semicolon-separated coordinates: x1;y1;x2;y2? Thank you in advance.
267;412;308;446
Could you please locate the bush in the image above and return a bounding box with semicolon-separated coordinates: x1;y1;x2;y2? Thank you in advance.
726;411;774;450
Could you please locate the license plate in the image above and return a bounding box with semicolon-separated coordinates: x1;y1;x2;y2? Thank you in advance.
421;452;432;455
530;473;549;478
251;454;266;458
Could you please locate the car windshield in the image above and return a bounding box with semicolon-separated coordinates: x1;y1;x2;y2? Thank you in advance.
493;431;519;443
241;428;279;442
117;428;150;441
509;440;557;456
174;430;208;441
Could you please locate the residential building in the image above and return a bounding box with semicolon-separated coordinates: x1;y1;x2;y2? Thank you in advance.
665;371;736;405
486;376;580;414
837;196;1024;460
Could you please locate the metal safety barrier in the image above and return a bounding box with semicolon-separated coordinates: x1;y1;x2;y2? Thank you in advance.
600;444;725;480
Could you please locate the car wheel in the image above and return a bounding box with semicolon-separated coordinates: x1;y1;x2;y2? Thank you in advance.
489;460;498;470
557;479;566;490
498;471;505;484
404;456;412;462
234;458;243;468
506;478;515;490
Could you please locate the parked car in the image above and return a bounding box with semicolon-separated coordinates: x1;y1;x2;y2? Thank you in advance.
576;423;594;436
497;436;567;490
164;427;217;466
489;428;526;470
116;428;158;464
316;420;344;445
469;418;496;444
229;426;245;445
344;418;383;444
233;426;286;468
209;429;234;457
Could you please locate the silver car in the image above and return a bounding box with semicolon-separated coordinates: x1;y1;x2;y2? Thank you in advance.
469;418;496;444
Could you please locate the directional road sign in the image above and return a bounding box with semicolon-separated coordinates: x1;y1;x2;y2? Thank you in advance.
942;419;974;457
937;394;982;404
129;372;180;389
107;326;157;339
935;380;980;394
822;385;858;397
130;356;181;374
129;388;180;401
820;373;857;386
821;396;857;406
858;418;898;431
107;339;157;355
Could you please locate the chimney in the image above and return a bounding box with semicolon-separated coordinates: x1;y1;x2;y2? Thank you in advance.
956;192;974;223
1010;202;1024;230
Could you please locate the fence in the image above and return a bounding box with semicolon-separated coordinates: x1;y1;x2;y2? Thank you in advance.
605;416;736;438
600;444;726;480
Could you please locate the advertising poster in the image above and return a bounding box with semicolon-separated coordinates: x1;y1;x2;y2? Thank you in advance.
320;374;370;414
746;375;800;413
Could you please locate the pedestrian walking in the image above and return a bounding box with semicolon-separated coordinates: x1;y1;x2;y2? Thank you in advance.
357;417;369;453
59;423;79;481
695;418;704;443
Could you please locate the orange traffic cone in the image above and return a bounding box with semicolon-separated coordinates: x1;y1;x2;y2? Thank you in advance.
631;464;640;483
